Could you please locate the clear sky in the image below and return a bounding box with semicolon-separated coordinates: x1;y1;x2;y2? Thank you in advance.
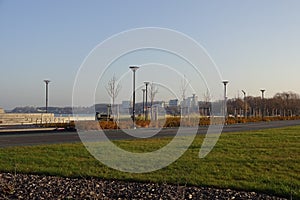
1;1;300;110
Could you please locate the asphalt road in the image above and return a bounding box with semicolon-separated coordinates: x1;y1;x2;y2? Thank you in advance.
0;120;299;147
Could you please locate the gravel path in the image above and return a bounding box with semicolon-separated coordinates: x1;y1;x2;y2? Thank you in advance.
0;173;287;200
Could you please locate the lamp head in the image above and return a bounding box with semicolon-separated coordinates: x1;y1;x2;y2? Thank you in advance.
129;66;139;72
222;80;229;85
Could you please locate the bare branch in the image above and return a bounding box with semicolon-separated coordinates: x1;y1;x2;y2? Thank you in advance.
106;74;121;106
148;82;158;106
203;89;212;103
180;76;189;101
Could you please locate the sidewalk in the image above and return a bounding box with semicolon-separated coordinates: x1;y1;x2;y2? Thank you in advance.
0;127;57;134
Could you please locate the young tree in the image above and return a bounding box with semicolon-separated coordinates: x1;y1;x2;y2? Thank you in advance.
148;82;158;119
180;76;190;116
180;76;189;101
148;82;158;107
106;75;121;118
202;89;212;116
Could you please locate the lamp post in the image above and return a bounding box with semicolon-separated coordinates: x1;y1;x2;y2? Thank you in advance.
142;89;146;119
129;66;139;129
222;81;229;120
260;89;265;120
144;81;150;121
242;90;246;118
44;80;50;113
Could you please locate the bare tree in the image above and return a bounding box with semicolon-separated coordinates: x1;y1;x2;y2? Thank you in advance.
180;76;190;116
148;82;158;120
106;74;121;109
148;82;158;106
202;89;212;116
203;89;212;103
225;91;300;117
180;76;189;101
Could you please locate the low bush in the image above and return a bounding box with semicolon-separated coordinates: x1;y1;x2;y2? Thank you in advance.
61;116;300;130
164;117;180;127
99;121;118;129
136;119;150;128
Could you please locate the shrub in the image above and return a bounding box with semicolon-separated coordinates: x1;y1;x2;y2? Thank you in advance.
67;115;300;130
163;117;180;127
136;119;150;128
99;121;118;129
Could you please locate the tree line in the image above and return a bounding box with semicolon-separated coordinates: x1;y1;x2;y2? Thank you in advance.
227;91;300;117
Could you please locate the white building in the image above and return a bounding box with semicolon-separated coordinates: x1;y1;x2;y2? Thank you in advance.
182;94;198;108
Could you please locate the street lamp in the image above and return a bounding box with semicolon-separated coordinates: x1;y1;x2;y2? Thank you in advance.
242;90;246;118
44;80;50;113
144;81;150;121
222;80;229;120
129;66;139;129
142;89;146;119
260;89;265;120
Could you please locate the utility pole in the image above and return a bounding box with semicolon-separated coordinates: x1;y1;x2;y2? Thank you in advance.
260;89;265;120
144;81;149;121
129;66;139;129
242;90;246;118
142;89;146;119
44;80;50;113
222;81;229;121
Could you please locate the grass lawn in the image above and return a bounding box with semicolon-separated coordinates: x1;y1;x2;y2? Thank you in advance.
0;126;299;198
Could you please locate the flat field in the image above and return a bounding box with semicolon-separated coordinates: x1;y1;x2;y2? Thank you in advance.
0;126;299;198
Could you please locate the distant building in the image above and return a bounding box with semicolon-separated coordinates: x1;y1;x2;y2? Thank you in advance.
181;94;199;114
0;108;4;114
169;99;179;107
152;101;165;107
190;94;198;108
182;94;198;108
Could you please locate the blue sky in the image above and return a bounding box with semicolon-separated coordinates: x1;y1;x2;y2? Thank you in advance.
1;1;300;109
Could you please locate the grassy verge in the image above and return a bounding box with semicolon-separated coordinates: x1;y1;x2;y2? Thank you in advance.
0;126;299;198
44;116;300;130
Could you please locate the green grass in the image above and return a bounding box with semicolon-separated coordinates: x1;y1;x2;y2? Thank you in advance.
0;126;299;198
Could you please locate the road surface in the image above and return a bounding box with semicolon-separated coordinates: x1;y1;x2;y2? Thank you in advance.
0;120;299;147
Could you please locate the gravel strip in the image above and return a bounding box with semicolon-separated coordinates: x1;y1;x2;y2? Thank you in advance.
0;173;287;200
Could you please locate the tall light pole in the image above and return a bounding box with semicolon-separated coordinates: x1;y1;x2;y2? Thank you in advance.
44;80;50;113
144;81;149;121
129;66;139;129
260;89;265;120
222;80;229;120
242;90;246;118
142;89;146;119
